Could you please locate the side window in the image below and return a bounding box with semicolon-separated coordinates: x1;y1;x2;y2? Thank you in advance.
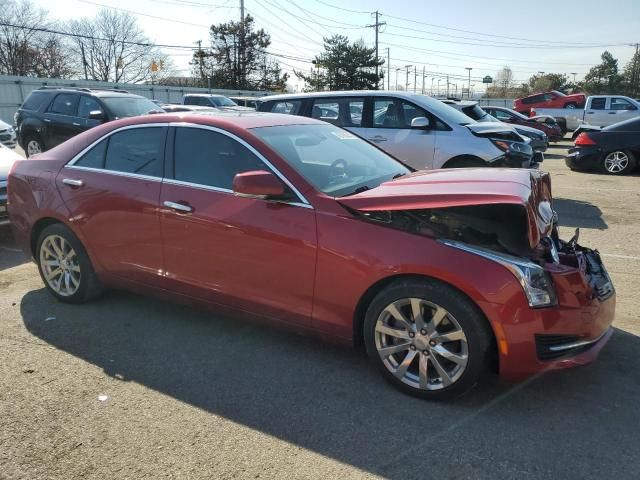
184;96;197;105
590;98;606;110
21;91;50;111
373;98;427;128
311;98;363;127
610;98;637;111
270;101;301;115
493;110;512;121
105;127;164;177
311;100;339;123
173;127;266;190
74;139;107;169
48;94;79;116
401;101;427;126
78;96;103;118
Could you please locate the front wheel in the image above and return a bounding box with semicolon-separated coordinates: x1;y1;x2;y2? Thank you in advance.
36;223;104;303
602;150;636;175
363;279;493;400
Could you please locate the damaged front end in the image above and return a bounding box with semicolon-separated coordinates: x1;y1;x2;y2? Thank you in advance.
338;168;613;310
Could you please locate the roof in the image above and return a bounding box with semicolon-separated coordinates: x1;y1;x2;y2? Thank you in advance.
103;110;323;130
258;90;435;102
183;93;228;98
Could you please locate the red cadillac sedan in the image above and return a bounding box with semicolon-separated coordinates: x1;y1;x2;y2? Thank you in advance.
7;112;615;399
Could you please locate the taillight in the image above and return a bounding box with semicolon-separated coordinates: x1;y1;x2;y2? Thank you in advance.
574;133;596;146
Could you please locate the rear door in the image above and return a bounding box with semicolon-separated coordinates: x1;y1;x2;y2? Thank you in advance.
584;97;609;126
57;125;167;286
364;96;436;170
45;93;83;147
159;125;317;325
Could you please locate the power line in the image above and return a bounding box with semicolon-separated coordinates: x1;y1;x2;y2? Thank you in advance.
77;0;211;28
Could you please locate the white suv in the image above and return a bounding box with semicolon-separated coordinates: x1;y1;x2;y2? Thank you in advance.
258;91;533;170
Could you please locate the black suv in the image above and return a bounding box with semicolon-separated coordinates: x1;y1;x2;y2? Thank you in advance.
16;87;163;157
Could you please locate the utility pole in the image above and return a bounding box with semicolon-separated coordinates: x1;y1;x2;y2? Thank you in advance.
413;66;417;93
196;39;205;82
465;67;472;99
631;43;639;97
239;0;245;89
395;68;400;89
431;77;434;96
446;75;449;97
422;67;425;94
366;11;385;89
405;65;412;91
387;47;390;90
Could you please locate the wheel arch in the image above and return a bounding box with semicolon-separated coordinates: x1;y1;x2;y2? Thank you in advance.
441;155;486;168
352;273;499;372
30;217;65;258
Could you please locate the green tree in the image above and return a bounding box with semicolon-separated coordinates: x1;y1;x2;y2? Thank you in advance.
296;35;383;91
582;51;623;94
622;47;640;98
194;15;288;91
528;73;570;92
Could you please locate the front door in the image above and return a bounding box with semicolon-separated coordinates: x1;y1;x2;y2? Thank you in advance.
364;97;437;170
57;125;167;286
159;125;317;326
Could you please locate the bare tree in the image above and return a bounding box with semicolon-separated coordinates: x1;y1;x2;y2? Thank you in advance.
495;67;514;97
0;0;72;77
67;9;174;83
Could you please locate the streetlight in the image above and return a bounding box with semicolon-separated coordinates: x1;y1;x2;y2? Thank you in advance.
431;77;434;96
405;65;412;91
465;67;472;99
570;72;577;83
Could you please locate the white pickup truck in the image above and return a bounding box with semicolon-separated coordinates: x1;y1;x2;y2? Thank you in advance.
531;95;640;131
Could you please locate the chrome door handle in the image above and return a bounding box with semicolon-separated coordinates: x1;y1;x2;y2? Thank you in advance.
43;118;51;122
164;200;193;213
73;122;81;126
62;178;84;187
369;136;387;143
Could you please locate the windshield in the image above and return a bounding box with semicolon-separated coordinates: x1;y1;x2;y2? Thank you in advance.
102;96;163;118
251;124;411;197
211;96;237;107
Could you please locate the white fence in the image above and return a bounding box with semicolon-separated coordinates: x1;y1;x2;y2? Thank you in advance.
0;74;272;123
476;98;516;108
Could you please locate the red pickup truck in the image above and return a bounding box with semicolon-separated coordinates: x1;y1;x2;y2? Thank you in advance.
514;90;586;115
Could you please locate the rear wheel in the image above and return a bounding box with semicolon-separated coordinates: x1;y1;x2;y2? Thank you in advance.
24;136;44;157
602;150;636;175
363;279;493;400
564;102;578;109
36;224;103;303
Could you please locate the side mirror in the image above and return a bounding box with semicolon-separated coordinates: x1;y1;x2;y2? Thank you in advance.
88;110;105;121
411;116;430;129
233;170;286;199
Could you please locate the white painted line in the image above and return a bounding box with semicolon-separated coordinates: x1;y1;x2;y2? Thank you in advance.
601;253;640;261
555;186;639;193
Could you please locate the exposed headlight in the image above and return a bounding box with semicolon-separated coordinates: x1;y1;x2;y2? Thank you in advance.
440;240;557;308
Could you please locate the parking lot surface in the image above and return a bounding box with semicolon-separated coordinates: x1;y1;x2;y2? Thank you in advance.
1;140;639;480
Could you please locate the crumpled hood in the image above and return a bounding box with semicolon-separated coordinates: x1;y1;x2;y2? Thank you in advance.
338;168;554;249
465;121;520;136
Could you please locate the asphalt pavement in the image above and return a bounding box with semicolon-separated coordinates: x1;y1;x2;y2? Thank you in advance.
1;140;639;480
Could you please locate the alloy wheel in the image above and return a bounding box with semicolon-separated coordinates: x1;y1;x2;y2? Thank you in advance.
27;139;42;156
604;151;629;173
374;298;468;391
39;234;81;297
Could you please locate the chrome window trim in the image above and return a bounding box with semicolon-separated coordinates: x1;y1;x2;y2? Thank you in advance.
168;122;313;208
66;123;170;167
64;164;162;182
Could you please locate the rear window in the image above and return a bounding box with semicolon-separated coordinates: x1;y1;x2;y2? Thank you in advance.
21;91;50;111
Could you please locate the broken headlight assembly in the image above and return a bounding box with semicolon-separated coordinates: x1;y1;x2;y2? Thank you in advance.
440;240;557;308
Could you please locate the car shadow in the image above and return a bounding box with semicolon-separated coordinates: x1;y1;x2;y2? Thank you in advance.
0;227;28;271
20;288;640;478
554;197;608;230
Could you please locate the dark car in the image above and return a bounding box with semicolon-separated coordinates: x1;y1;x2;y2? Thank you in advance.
8;111;615;399
183;94;253;111
160;104;219;113
566;117;640;175
482;106;564;141
15;87;163;157
0;143;22;225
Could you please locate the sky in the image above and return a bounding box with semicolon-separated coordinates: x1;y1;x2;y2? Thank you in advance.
34;0;640;93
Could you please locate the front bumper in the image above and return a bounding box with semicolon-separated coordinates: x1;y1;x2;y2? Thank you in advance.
565;146;602;171
0;128;17;149
483;241;615;381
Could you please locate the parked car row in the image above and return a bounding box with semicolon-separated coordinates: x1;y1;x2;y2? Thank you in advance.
5;88;617;400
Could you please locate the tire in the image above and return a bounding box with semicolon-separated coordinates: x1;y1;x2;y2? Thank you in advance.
601;150;636;175
363;278;493;400
564;102;578;109
24;135;44;158
444;156;485;168
36;223;104;303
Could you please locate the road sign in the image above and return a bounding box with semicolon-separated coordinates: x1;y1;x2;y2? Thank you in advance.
482;76;493;84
